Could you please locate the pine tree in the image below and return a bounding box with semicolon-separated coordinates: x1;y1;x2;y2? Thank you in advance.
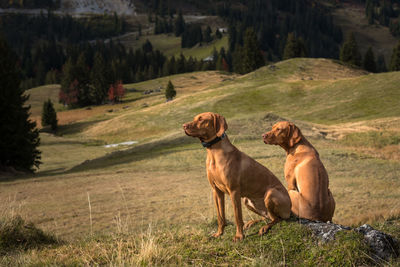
60;58;78;107
363;46;377;72
242;28;265;73
340;33;362;66
283;33;307;60
142;39;153;53
41;99;58;131
90;52;110;104
174;10;185;37
390;41;400;71
365;0;374;24
165;80;176;101
0;37;41;172
232;45;245;74
376;53;387;73
204;26;213;43
176;53;186;74
75;52;91;106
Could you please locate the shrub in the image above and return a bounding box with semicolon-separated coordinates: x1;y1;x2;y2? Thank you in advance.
165;80;176;101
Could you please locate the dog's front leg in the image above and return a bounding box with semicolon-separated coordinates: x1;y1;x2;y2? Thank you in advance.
230;190;244;242
212;188;226;238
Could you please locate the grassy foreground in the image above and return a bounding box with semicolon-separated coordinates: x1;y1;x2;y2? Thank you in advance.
2;215;399;266
2;58;400;265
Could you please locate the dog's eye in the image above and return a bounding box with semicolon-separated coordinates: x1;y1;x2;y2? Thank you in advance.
198;116;202;121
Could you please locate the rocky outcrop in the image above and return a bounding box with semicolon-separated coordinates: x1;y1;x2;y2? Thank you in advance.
355;224;399;262
298;218;399;262
61;0;135;15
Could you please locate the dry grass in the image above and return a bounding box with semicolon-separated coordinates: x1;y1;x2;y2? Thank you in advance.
2;58;400;264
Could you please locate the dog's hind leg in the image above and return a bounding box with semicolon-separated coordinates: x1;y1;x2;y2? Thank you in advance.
258;189;291;235
243;198;268;230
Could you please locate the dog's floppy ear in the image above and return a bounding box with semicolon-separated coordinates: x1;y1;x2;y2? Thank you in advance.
288;122;302;147
214;113;228;137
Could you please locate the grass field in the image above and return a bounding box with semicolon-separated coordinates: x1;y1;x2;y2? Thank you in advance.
1;58;400;265
118;32;228;60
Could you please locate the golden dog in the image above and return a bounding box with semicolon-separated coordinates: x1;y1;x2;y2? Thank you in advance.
183;112;291;241
262;121;335;222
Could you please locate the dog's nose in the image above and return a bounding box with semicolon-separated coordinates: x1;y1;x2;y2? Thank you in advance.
183;123;188;129
262;133;266;139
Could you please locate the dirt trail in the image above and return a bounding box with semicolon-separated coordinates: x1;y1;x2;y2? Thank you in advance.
301;117;400;140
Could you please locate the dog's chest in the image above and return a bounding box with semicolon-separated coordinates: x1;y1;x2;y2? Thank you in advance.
206;158;230;193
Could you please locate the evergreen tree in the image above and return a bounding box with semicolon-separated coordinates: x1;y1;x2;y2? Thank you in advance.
228;24;237;51
232;45;245;74
165;80;176;101
176;53;186;74
242;28;265;73
215;28;222;39
283;33;307;60
362;46;377;72
376;53;387;73
204;26;213;43
365;0;374;24
60;58;76;106
41;99;58;131
35;60;46;86
0;37;41;172
174;10;185;37
142;39;153;53
75;52;91;106
340;33;362;66
90;52;110;104
390;41;400;71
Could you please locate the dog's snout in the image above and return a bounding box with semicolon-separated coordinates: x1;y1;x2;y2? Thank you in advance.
183;123;188;129
262;133;268;139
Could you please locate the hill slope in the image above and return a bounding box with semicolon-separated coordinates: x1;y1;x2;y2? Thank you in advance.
2;58;400;265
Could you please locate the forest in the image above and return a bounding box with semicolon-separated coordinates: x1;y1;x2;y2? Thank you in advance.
0;0;399;109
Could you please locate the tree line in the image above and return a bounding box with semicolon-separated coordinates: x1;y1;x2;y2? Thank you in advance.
58;38;233;107
339;32;400;72
0;0;59;9
0;12;126;90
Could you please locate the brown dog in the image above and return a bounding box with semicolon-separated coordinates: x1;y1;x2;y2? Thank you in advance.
262;121;335;222
183;112;291;241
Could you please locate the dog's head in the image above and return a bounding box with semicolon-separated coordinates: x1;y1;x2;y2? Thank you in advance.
183;112;227;142
262;121;302;148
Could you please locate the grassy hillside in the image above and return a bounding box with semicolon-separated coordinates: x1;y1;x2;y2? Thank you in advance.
118;33;228;59
332;2;399;63
1;58;400;265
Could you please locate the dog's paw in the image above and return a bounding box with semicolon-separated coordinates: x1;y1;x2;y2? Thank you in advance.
258;225;271;236
212;232;223;238
244;220;261;230
232;234;244;242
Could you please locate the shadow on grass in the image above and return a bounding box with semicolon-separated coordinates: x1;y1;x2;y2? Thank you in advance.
56;119;107;136
66;135;200;173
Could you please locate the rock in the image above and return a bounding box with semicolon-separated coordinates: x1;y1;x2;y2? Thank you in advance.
298;219;399;262
298;218;351;242
355;224;399;261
